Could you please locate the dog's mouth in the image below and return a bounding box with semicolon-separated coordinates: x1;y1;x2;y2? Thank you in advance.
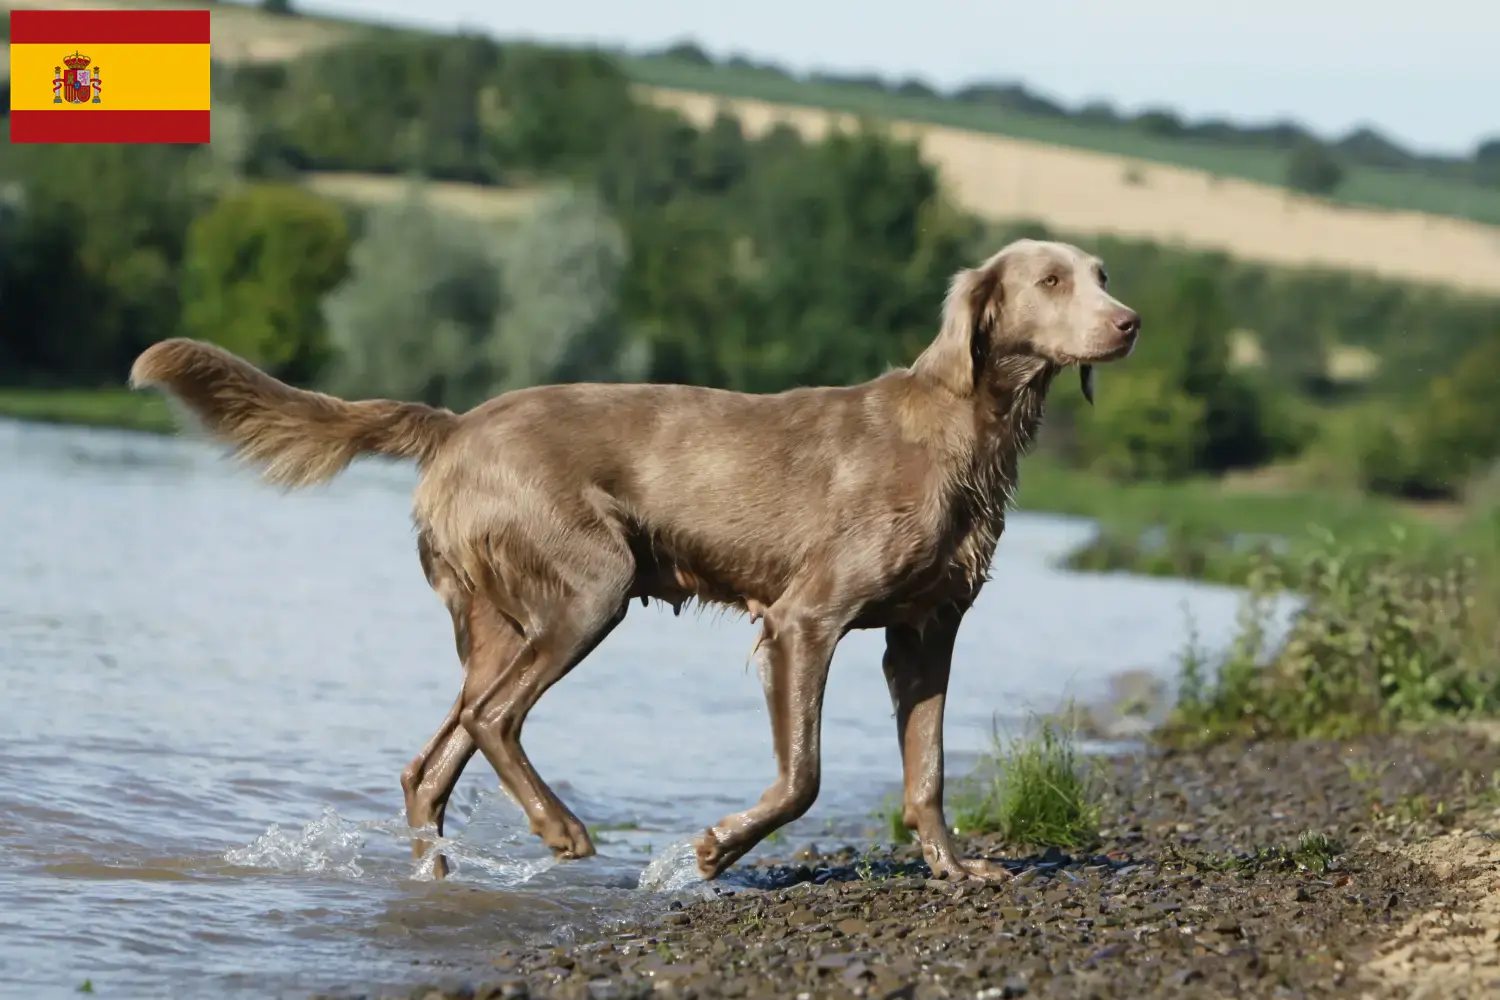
1077;331;1137;405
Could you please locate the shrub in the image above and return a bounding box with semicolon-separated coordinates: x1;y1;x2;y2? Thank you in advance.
1285;140;1345;197
1160;531;1500;746
1073;367;1205;482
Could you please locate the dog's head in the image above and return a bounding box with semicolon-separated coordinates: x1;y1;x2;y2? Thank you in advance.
918;239;1139;404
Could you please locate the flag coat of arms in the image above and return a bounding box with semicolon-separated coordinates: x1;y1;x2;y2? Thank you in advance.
9;9;211;144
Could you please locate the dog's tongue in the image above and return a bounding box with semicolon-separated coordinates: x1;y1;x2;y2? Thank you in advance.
1080;364;1095;405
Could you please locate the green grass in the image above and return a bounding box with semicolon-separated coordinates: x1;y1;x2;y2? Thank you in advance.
0;388;175;435
950;716;1102;849
1168;832;1345;877
623;55;1500;228
1018;453;1428;546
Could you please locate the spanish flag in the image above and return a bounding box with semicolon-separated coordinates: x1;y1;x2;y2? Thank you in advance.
9;9;211;144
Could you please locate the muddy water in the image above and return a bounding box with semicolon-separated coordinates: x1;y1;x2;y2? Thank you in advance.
0;419;1271;999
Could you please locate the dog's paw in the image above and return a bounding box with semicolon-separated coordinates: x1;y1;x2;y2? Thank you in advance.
932;856;1013;884
693;827;728;880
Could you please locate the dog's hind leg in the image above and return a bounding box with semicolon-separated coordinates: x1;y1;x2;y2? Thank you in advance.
459;537;633;861
401;699;475;877
694;602;843;880
402;531;483;876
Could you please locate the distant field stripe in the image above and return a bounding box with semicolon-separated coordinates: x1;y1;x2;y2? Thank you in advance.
9;109;210;143
9;42;211;111
9;9;211;45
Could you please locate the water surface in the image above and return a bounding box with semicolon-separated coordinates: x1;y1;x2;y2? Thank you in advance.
1;419;1263;998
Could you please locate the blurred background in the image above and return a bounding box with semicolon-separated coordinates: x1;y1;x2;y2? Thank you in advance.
1;1;1498;996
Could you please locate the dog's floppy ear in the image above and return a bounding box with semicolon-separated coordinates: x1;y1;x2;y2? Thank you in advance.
916;262;1002;396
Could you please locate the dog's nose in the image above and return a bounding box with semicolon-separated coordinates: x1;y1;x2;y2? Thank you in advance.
1115;310;1141;336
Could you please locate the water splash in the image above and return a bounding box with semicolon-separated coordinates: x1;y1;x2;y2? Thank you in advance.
410;789;558;887
637;839;702;892
224;806;367;877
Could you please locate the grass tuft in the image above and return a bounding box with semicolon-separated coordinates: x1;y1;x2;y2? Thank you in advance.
951;716;1102;850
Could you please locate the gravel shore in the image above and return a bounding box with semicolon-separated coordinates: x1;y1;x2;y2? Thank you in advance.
318;728;1500;1000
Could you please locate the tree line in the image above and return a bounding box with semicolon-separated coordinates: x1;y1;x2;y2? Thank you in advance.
0;30;1496;502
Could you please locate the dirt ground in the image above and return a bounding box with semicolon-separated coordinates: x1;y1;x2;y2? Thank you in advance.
314;728;1500;1000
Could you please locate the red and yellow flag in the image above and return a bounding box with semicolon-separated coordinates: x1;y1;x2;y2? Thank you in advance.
9;9;211;144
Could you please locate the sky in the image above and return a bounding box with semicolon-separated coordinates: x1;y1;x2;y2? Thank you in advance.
299;0;1497;157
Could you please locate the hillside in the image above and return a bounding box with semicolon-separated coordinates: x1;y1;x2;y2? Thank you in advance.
646;88;1500;296
4;0;1500;294
623;53;1500;228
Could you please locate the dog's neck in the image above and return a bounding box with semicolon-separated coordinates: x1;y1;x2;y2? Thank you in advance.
940;355;1057;594
969;354;1056;499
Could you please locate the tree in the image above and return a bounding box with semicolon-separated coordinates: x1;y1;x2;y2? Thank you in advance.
1285;140;1345;197
322;183;640;409
486;185;644;392
735;126;976;390
0;144;201;382
321;185;504;409
1477;137;1500;186
179;184;350;379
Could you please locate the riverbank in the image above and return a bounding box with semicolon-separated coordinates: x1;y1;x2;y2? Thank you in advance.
312;727;1500;1000
0;388;176;436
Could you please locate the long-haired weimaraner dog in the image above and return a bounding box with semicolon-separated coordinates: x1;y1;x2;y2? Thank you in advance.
131;238;1138;883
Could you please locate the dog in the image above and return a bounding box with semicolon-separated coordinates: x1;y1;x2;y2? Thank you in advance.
130;238;1138;883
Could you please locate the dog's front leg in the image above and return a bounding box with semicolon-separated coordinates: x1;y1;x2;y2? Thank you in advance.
883;608;1010;883
694;609;840;880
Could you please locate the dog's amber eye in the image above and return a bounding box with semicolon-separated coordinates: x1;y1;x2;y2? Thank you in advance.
1041;275;1060;288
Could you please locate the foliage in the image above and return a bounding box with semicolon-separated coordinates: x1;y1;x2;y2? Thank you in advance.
486;185;643;389
0;144;209;383
1285;140;1345;196
951;717;1102;849
1073;367;1205;482
180;183;351;378
322;183;638;410
1159;532;1500;746
321;185;505;408
1356;333;1500;499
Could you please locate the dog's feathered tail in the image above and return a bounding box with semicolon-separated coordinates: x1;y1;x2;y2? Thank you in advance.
130;338;457;489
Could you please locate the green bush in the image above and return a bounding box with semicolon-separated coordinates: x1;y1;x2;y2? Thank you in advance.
180;183;351;378
1074;367;1205;481
1161;531;1500;746
1285;140;1345;196
1354;334;1500;499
